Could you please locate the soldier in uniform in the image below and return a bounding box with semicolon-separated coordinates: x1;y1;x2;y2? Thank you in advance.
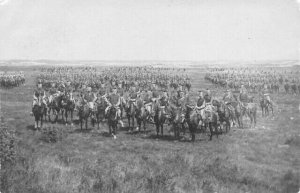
64;81;74;101
223;89;234;105
98;82;107;98
48;82;59;104
195;90;206;125
158;90;170;116
128;85;138;106
203;88;220;124
117;82;126;107
83;87;97;111
239;86;248;106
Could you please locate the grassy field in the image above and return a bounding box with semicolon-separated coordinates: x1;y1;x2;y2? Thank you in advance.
1;65;299;193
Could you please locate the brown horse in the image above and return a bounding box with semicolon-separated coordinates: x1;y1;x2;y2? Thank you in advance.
95;97;107;130
46;95;61;123
239;102;257;128
169;107;186;140
217;102;233;133
61;94;75;125
107;106;118;137
135;105;148;132
125;100;136;131
260;98;273;117
75;101;91;130
154;105;168;137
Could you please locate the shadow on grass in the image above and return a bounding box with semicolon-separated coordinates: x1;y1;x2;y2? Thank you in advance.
125;130;152;135
144;134;179;141
72;128;93;133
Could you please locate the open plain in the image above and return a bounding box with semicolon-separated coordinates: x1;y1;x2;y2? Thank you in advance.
1;63;299;193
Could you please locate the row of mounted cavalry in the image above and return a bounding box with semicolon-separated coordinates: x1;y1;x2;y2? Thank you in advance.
31;66;276;141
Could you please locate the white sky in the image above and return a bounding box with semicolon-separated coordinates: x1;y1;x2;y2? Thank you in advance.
0;0;299;61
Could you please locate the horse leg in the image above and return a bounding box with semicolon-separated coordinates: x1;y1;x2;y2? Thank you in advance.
161;124;163;136
132;117;135;131
85;118;88;130
127;116;131;130
190;125;195;142
34;117;38;129
65;110;68;125
97;114;100;130
156;123;159;137
40;115;43;129
71;111;73;126
143;119;146;132
209;123;213;140
80;119;83;130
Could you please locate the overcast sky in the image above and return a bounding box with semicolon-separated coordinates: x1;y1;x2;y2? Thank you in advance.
0;0;299;61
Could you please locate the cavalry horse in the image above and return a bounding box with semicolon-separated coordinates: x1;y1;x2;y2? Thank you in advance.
61;94;76;125
259;96;274;117
75;101;93;130
95;96;107;130
238;101;257;128
169;106;186;140
135;99;148;132
154;104;168;137
107;106;119;138
186;106;203;141
32;96;46;129
46;95;61;123
215;101;232;133
125;99;137;131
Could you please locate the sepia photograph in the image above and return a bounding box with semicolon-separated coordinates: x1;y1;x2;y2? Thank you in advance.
0;0;299;192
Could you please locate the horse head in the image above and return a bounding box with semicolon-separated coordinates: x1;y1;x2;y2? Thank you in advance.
108;106;118;121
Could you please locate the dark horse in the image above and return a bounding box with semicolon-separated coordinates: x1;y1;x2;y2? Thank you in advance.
215;101;232;133
186;106;202;141
76;101;91;130
260;98;273;117
154;105;168;137
46;95;61;123
169;106;186;140
202;105;221;140
107;106;118;138
125;99;136;131
61;94;76;125
95;97;107;130
135;102;148;132
32;96;46;129
239;102;257;128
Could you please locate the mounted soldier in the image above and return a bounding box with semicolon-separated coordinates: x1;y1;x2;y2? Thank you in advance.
48;82;59;104
128;85;139;106
239;85;249;106
83;87;97;111
31;82;47;115
195;90;206;124
105;87;124;127
203;88;220;124
64;81;74;101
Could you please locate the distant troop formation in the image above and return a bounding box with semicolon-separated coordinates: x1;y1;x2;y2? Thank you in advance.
0;71;25;89
36;66;191;93
31;65;279;141
205;67;300;94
